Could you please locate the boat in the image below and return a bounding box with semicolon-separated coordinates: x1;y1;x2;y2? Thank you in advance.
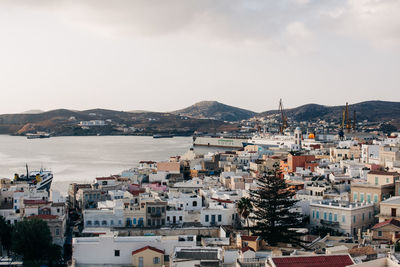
193;136;247;148
26;132;51;139
153;134;174;139
14;165;53;191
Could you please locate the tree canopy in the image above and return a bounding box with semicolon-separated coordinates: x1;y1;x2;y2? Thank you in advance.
11;218;62;265
250;165;303;246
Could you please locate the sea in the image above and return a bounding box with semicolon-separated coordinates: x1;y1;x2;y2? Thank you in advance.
0;135;228;194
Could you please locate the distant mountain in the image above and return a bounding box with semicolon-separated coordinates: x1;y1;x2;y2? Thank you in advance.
0;108;238;135
260;100;400;123
172;101;257;122
0;100;399;136
22;109;44;114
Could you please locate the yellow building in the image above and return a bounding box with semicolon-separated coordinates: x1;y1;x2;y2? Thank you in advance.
131;246;164;267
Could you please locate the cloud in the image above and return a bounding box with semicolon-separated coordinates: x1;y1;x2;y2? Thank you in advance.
3;0;400;49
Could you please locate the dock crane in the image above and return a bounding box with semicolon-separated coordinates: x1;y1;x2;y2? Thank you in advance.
339;102;357;139
279;99;288;134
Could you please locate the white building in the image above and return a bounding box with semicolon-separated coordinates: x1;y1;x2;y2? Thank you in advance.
200;202;237;227
310;200;375;236
72;234;196;266
83;200;124;228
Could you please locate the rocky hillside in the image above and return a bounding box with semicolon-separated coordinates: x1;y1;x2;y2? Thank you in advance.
260;101;400;123
172;101;256;122
0;109;238;136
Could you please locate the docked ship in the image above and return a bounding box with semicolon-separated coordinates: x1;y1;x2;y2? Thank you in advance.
243;132;299;150
26;132;51;139
193;136;247;148
14;166;53;191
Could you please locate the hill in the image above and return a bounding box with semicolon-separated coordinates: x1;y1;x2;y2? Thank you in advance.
172;101;256;122
260;101;400;123
0;108;238;136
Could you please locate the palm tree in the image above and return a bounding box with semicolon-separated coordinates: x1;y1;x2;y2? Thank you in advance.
237;197;253;235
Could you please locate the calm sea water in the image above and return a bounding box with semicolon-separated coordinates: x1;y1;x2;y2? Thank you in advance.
0;135;225;194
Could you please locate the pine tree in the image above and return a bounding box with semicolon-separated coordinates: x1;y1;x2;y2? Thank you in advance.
250;164;303;246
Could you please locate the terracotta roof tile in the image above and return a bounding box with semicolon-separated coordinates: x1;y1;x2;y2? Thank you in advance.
369;171;399;176
27;214;58;220
271;255;354;267
131;246;164;255
241;235;259;241
349;246;376;256
372;219;400;229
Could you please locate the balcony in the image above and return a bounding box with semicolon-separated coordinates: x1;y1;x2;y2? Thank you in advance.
149;212;162;217
320;219;339;227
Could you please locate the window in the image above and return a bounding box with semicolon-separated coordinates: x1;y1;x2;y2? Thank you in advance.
153;257;160;264
386;178;389;183
378;231;382;237
133;218;137;225
374;194;378;203
55;228;60;236
102;220;107;226
110;220;114;225
342;215;345;223
156;207;160;213
312;210;315;219
334;214;337;222
86;220;92;226
152;207;155;213
161;207;165;213
353;215;356;223
94;220;100;226
148;207;151;213
353;192;358;202
218;215;222;222
369;212;372;219
114;250;120;257
205;215;209;222
167;216;170;221
316;211;319;219
324;212;327;220
179;216;182;221
367;194;371;203
211;215;216;223
375;177;378;185
148;219;151;226
362;213;365;221
193;201;197;207
392;208;397;217
360;193;364;202
139;257;143;267
329;213;332;222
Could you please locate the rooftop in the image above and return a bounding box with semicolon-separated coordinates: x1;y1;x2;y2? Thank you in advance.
270;254;354;267
131;246;164;255
381;196;400;205
372;218;400;229
368;171;399;176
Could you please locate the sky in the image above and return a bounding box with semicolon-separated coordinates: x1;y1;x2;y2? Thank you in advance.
0;0;400;114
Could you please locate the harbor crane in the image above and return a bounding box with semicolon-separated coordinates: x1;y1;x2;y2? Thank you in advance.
339;102;357;139
279;99;288;134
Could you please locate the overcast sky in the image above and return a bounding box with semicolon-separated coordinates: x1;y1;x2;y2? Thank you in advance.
1;0;399;114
